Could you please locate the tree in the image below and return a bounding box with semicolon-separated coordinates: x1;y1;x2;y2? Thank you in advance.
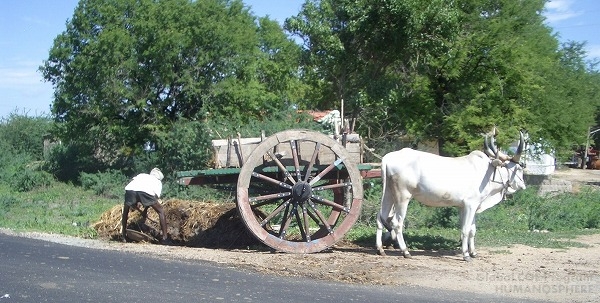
0;113;52;161
287;0;600;157
40;0;303;171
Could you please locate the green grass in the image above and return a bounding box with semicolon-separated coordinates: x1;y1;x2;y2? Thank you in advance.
345;185;600;250
0;182;118;238
0;176;599;252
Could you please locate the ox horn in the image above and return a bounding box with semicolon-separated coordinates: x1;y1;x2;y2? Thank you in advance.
489;135;511;161
483;135;495;157
512;131;525;163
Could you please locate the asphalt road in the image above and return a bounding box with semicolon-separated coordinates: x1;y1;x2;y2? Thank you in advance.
0;233;544;303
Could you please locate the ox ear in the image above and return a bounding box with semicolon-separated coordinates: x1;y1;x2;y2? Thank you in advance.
491;158;504;167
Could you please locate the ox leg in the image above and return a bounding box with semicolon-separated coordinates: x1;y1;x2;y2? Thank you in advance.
375;213;387;256
376;188;397;255
459;207;476;262
469;222;478;258
394;201;411;258
375;213;396;256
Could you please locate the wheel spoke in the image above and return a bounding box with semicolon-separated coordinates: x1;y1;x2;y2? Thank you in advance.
249;191;291;204
290;140;302;181
267;151;296;184
295;208;308;241
312;182;352;192
279;204;296;239
251;172;292;189
307;200;333;233
277;203;291;237
305;207;322;229
311;195;349;213
304;142;321;182
309;158;344;185
302;205;311;241
259;199;290;227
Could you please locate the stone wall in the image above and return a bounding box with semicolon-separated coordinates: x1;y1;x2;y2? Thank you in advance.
524;174;573;196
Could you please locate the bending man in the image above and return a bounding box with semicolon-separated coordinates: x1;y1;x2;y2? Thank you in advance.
121;168;171;245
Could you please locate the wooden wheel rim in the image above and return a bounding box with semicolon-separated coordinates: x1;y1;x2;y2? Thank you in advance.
236;129;363;253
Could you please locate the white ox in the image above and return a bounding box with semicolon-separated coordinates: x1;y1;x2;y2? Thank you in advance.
376;131;526;261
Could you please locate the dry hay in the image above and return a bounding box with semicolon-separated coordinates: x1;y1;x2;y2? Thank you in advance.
93;199;263;249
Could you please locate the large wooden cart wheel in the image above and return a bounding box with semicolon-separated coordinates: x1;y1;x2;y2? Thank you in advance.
236;129;364;253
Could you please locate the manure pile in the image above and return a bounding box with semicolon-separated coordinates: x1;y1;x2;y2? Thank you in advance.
93;199;262;249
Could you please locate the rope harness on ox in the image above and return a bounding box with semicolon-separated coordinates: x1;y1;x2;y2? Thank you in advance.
484;129;526;200
492;158;526;200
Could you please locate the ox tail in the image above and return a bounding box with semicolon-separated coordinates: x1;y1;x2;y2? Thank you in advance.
378;158;393;232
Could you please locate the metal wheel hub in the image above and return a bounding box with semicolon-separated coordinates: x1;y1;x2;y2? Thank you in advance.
292;181;312;203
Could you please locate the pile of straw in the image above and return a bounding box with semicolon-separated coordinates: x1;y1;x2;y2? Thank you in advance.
93;199;262;249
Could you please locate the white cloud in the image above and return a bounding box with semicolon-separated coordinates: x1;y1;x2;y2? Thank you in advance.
544;0;582;23
587;44;600;60
0;63;52;118
546;0;573;11
0;67;44;87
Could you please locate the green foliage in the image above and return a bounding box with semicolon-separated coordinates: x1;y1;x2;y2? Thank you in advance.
41;0;304;170
44;142;99;183
287;0;600;157
0;148;54;192
0;182;118;238
130;151;161;179
524;188;600;231
80;170;128;199
8;169;54;193
0;191;20;213
0;112;52;161
358;180;383;224
0;114;56;190
205;108;325;139
155;119;213;174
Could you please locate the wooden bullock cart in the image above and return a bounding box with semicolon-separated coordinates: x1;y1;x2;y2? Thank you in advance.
176;129;380;253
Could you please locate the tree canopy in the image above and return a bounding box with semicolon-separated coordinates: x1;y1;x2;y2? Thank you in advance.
41;0;304;169
40;0;600;176
286;0;600;155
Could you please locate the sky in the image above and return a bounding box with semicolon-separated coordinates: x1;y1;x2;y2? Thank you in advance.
0;0;598;119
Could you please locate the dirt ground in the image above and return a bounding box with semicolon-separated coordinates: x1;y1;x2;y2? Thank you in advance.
3;167;600;302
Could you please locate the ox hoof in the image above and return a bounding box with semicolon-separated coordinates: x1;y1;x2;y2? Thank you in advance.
463;256;473;262
377;249;387;256
403;252;412;259
469;252;478;258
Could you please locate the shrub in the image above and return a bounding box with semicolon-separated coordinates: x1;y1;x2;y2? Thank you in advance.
44;142;108;183
0;193;19;210
355;184;600;233
0;113;52;161
525;188;600;230
0;151;54;192
9;169;54;192
156;119;213;175
80;170;128;199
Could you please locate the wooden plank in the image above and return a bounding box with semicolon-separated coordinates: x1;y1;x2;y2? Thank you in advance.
212;137;262;146
211;133;364;168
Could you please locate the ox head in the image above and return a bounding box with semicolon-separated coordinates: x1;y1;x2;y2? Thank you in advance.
483;131;527;194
